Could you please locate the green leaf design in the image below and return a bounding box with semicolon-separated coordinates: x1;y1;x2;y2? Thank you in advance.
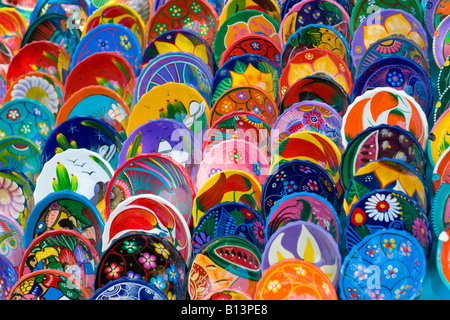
239;193;257;209
298;199;312;221
354;223;371;240
234;60;248;74
212;78;232;103
345;180;371;204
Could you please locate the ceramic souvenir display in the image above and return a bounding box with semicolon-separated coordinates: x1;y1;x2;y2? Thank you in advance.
261;220;341;288
219;34;282;72
3;71;64;118
339;125;426;190
63;51;136;108
270;100;343;155
118;118;199;182
343;158;428;216
281;24;350;71
192;202;266;256
280;48;353;99
41;116;123;170
192;169;262;228
219;0;281;26
8;269;90;300
0;252;18;299
0;136;42;185
82;3;146;51
279;0;351;46
102;194;192;264
134;51;213;107
261;159;340;220
265;191;341;245
339;229;426;300
212;54;281;106
95;232;188;300
341;87;428;150
0;168;35;230
19;229;100;295
209;85;278;128
213;10;280;66
34;148;114;214
127;82;209;139
433;14;450;68
70;23;142;77
29;0;90;28
430;183;450;237
142;29;215;74
350;56;433;117
21;13;81;58
344;189;432;258
55;85;130;141
428;107;450;167
188;235;262;300
196;139;270;190
0;214;25;269
89;278;168;300
425;0;450;38
202;111;272;158
355;35;430;79
254;258;338;300
0;7;28;55
431;147;450;193
351;9;428;71
202;287;253;300
147;0;219;49
6;40;71;88
279;75;350;116
105;153;195;225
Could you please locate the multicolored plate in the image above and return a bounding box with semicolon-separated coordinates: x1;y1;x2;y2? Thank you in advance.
0;214;25;269
0;7;28;55
219;0;281;26
425;0;450;38
0;250;18;300
431;147;450;193
430;183;450;237
89;278;168;300
433;14;450;68
436;225;450;292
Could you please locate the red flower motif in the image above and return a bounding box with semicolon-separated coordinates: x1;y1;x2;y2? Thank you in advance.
304;110;323;129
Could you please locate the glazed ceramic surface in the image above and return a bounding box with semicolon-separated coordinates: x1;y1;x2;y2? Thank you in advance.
432;147;450;193
431;183;450;237
424;0;450;38
0;214;25;269
433;82;450;125
433;14;450;68
0;251;18;300
89;278;168;300
436;226;450;292
428;107;450;167
202;287;252;300
219;0;281;26
0;7;28;55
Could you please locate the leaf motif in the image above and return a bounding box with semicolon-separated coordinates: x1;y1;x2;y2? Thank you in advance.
298;199;312;221
212;78;232;102
239;193;257;209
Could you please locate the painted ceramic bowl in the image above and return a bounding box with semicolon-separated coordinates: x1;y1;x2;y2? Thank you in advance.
279;75;350;116
436;55;450;98
29;0;90;28
63;51;136;108
431;183;450;237
0;214;25;269
41;116;124;170
0;252;19;300
350;56;433;117
0;7;28;55
202;110;272;158
202;287;253;300
192;202;266;256
219;0;281;26
265;191;341;245
339;125;426;190
428;107;450;167
425;0;450;38
432;147;450;193
19;229;100;295
339;229;427;300
188;235;262;300
254;258;338;300
95;232;188;300
192;169;262;228
105;153;195;225
34;149;114;213
433;14;450;68
134;51;213;107
89;278;168;300
433;83;450;125
71;23;141;76
55;85;130;141
343;158;428;216
341;87;428;150
436;226;450;292
102;194;191;264
261;159;340;219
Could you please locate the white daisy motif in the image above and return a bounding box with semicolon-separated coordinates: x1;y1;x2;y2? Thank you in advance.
10;75;59;114
365;193;400;222
0;177;25;220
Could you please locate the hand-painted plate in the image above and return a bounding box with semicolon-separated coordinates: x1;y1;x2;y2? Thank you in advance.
270;100;343;155
281;24;350;71
430;183;450;237
433;14;450;68
209;85;278;128
0;214;25;269
341;87;429;150
428;107;450;167
211;54;281;106
71;23;142;76
192;169;262;228
29;0;90;29
89;278;168;300
202;287;253;300
219;0;281;26
279;75;350;116
431;147;450;193
339;229;427;300
23;190;105;253
436;225;450;292
104;153;195;225
265;191;341;245
261;220;341;288
0;251;18;299
134;51;213;107
437;55;450;98
261;159;340;219
188;235;262;300
425;0;450;38
254;258;338;300
63;51;136;108
280;48;353;99
339;124;426;190
41;116;124;170
0;7;28;55
192;202;266;256
95;232;188;300
350;56;433;117
213;10;280;66
433;82;450;125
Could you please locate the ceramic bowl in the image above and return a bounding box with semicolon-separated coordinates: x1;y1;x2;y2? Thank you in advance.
0;214;25;270
89;278;168;300
0;252;19;300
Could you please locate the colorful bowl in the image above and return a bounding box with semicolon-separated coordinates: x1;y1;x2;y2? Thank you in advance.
0;252;19;300
89;278;168;300
0;214;25;270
